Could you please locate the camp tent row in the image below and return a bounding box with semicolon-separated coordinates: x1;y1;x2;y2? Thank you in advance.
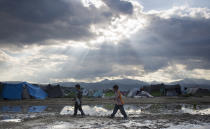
1;82;209;100
42;84;64;98
0;82;47;100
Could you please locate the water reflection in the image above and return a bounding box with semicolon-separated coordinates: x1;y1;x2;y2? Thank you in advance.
0;105;47;113
1;119;21;122
0;105;48;123
28;106;47;113
0;104;210;122
1;106;21;112
182;104;210;115
60;104;210;116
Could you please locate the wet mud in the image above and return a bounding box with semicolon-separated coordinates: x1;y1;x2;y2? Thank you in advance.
0;97;210;129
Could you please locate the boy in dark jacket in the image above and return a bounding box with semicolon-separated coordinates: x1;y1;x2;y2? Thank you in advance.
73;84;85;116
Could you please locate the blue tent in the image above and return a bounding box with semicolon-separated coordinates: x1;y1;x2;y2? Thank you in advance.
2;82;47;100
93;90;103;98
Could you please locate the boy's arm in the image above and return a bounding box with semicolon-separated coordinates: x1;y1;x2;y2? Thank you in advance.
75;91;81;105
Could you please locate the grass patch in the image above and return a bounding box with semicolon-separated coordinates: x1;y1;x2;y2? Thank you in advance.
104;91;114;97
64;92;76;98
150;91;161;97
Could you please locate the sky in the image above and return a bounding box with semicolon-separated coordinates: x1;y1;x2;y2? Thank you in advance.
0;0;210;83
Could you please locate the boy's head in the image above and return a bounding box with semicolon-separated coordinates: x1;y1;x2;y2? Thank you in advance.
140;87;144;91
113;85;119;91
75;84;80;89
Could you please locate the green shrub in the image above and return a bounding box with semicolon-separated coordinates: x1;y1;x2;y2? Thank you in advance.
64;92;76;98
104;91;114;97
150;91;161;97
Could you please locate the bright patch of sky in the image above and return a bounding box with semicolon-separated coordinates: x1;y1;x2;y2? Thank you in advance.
138;0;210;11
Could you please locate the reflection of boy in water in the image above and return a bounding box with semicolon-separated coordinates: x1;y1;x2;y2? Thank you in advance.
73;84;85;116
110;85;128;119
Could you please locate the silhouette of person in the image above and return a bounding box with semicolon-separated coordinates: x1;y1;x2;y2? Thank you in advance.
73;84;85;116
110;85;128;119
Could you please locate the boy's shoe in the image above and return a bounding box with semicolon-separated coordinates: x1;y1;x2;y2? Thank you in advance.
109;116;114;119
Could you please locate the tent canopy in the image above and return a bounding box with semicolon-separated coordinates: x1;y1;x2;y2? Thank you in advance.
93;90;103;97
44;85;64;98
2;82;47;100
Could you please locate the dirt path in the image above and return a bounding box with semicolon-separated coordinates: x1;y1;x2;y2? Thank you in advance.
0;96;210;106
1;113;210;129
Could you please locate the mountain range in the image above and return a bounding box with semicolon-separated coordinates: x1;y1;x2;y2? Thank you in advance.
55;78;210;90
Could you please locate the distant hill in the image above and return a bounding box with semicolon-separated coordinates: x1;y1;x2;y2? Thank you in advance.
55;79;149;90
170;78;210;89
3;78;209;91
55;78;210;90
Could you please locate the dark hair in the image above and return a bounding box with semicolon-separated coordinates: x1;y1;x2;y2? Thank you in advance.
140;87;143;91
75;84;80;88
113;85;119;90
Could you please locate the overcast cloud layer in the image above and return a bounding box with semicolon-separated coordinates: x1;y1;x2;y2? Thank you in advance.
0;0;210;83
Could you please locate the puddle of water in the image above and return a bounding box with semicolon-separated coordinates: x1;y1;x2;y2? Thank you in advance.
0;105;47;113
0;105;53;123
60;105;143;117
181;105;210;115
1;106;21;112
60;104;210;116
28;106;47;113
1;104;210;123
0;119;22;123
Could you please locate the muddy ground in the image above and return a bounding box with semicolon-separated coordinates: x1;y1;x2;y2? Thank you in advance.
0;97;210;129
1;96;210;106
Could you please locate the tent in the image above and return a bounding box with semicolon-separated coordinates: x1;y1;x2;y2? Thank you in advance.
2;82;47;100
0;82;3;99
82;88;89;96
185;88;199;95
127;88;139;97
93;90;103;98
195;89;210;96
185;88;210;96
135;91;154;98
44;84;64;98
87;89;94;97
164;85;181;96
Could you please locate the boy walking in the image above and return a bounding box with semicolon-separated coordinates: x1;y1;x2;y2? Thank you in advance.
110;85;128;119
73;84;85;116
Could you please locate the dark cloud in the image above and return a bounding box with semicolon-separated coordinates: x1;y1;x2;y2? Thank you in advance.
0;0;133;47
0;0;69;23
52;13;210;79
1;1;210;82
129;14;210;71
103;0;133;14
0;0;112;46
33;14;210;80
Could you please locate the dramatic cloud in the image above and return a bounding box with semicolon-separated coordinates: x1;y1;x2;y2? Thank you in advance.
0;0;210;83
0;0;114;46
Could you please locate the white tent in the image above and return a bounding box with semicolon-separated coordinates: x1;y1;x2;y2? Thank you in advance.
186;88;199;95
137;91;153;98
82;88;89;96
127;88;139;97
